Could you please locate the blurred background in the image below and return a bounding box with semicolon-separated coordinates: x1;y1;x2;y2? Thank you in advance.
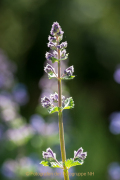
0;0;120;180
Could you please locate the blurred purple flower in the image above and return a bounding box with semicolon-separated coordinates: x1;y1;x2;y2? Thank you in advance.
113;66;120;84
30;114;45;134
109;112;120;134
1;160;17;179
13;83;29;106
108;162;120;180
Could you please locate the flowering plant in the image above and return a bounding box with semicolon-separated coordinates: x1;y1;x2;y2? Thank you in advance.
40;22;87;180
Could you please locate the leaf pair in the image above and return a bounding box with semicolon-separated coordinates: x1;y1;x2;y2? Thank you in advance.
40;158;83;169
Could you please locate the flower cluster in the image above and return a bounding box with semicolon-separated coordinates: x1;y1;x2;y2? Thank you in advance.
74;147;87;160
41;92;65;109
50;92;65;103
50;22;64;37
45;22;68;62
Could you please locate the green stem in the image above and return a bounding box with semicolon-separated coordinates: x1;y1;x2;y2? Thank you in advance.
57;37;69;180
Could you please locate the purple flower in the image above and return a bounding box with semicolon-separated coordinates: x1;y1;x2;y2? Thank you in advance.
44;64;55;74
47;42;57;50
45;52;54;61
50;22;64;36
74;147;87;160
61;49;66;59
57;42;67;49
41;96;52;108
50;92;58;102
48;36;57;43
42;148;56;159
53;51;58;59
64;66;74;76
50;92;65;103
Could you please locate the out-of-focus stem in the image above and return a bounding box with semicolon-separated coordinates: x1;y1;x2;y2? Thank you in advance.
57;37;69;180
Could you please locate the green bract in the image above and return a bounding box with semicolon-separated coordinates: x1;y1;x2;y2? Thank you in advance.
61;75;75;80
63;97;74;110
48;106;59;114
48;72;57;79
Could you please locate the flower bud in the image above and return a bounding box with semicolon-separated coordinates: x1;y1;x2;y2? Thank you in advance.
42;148;56;159
61;49;66;59
57;42;67;49
41;96;52;108
48;36;57;43
45;52;54;61
44;64;55;74
47;42;57;50
64;66;74;76
74;147;87;160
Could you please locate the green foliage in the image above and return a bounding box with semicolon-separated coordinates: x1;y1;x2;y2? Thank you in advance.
40;161;62;168
48;106;59;114
61;75;75;80
40;158;83;170
65;159;83;169
63;97;75;110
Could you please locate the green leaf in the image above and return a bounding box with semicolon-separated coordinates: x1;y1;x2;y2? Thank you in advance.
40;161;62;168
65;159;83;169
48;106;59;114
40;161;50;167
48;72;57;79
63;97;74;110
61;75;75;80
